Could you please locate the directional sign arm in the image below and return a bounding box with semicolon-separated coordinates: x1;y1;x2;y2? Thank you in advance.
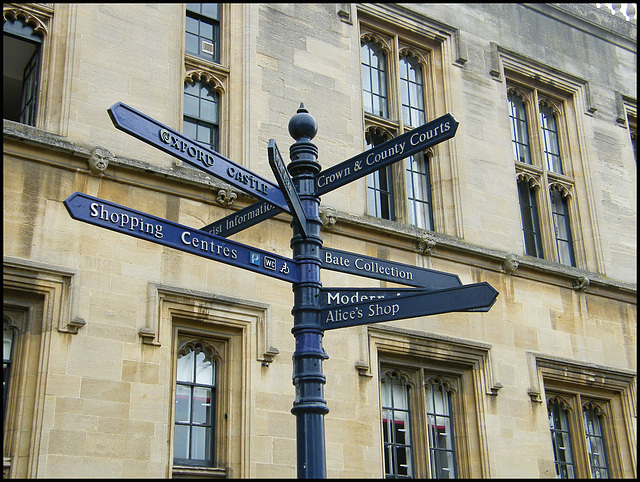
107;102;291;213
201;201;284;238
64;192;300;284
320;247;462;289
268;139;309;237
316;113;458;195
320;282;498;330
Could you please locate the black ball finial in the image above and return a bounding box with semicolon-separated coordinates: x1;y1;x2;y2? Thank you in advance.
288;103;318;141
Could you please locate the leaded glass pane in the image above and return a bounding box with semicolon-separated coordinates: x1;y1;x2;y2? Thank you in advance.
426;382;457;478
400;55;425;127
177;351;195;382
550;190;575;266
174;341;217;467
583;408;609;478
548;401;575;478
508;94;531;164
540;106;563;174
361;41;388;118
381;374;413;478
175;385;192;423
174;425;190;459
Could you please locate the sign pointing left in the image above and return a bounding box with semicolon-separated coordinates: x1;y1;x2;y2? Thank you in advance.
107;102;291;214
64;192;300;284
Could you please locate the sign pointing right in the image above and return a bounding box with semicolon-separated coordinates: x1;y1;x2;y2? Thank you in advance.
316;113;458;195
320;282;498;330
320;246;461;289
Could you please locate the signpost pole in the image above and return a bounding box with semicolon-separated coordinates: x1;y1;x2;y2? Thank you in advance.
287;104;328;478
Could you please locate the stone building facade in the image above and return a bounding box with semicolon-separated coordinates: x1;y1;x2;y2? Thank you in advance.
3;3;636;478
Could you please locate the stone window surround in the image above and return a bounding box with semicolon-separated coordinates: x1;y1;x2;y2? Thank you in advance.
492;42;604;274
3;256;84;478
358;22;455;238
527;351;637;478
157;285;258;478
362;324;500;478
179;3;230;168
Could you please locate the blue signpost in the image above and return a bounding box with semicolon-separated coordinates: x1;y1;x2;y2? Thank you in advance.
64;102;497;478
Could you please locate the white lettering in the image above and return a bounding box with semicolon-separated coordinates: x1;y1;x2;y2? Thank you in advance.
368;303;400;317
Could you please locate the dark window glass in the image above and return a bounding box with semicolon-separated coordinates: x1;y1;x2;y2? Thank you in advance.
405;155;433;230
183;80;219;151
425;381;457;478
540;106;563;174
550;189;575;266
381;373;413;478
3;18;42;126
583;407;609;479
174;341;217;467
517;180;544;258
399;55;425;127
508;94;531;164
361;41;388;118
185;4;220;62
548;401;576;478
3;322;16;429
366;131;394;220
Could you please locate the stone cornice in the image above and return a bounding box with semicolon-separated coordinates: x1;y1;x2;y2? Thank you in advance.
522;3;636;52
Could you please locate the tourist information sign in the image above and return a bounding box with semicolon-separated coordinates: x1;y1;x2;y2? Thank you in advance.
200;202;284;237
65;102;495;479
64;192;300;284
268;139;309;237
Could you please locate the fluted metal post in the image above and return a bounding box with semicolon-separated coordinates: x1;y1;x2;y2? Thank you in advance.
287;103;328;478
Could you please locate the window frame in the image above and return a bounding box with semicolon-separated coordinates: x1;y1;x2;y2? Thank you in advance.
359;25;439;230
516;176;544;258
532;353;637;479
379;362;467;479
508;82;580;267
182;3;229;163
3;10;47;128
370;326;497;479
170;325;230;477
183;79;221;151
173;337;221;468
185;3;221;63
424;376;458;478
380;369;414;478
544;391;620;478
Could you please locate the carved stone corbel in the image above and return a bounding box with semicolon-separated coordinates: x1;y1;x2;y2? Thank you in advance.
87;147;112;174
216;189;237;207
417;233;437;255
258;347;279;367
355;360;373;377
138;326;160;346
319;207;338;230
573;275;590;292
58;317;86;334
502;253;519;275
